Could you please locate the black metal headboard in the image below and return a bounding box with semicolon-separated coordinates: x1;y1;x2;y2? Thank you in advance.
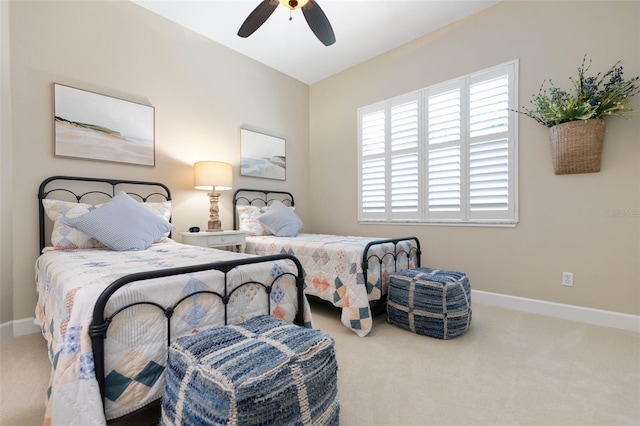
38;176;172;253
232;188;295;230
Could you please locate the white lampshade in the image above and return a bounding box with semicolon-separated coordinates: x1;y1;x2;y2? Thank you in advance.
194;161;233;191
278;0;309;10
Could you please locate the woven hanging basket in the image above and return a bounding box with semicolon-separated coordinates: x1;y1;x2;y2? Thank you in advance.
548;119;606;175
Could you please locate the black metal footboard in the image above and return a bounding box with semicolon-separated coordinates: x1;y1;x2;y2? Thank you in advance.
362;236;421;314
88;253;305;419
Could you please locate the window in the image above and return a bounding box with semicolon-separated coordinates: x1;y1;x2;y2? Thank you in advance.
358;61;518;226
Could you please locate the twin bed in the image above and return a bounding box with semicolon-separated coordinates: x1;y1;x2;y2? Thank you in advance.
35;176;421;425
233;188;421;337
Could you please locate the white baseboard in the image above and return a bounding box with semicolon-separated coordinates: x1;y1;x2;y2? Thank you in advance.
0;317;40;341
473;290;640;333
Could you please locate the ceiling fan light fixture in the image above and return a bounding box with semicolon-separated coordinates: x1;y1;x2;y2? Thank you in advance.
239;0;335;46
278;0;309;10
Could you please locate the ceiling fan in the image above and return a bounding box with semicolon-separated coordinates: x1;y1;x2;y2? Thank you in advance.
238;0;336;46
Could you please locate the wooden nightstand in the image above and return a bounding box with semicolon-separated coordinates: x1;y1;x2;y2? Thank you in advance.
180;230;246;253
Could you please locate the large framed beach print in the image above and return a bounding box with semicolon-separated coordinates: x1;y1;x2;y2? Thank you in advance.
53;84;155;166
240;128;286;180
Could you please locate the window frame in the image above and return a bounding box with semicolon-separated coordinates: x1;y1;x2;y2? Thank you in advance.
357;60;519;227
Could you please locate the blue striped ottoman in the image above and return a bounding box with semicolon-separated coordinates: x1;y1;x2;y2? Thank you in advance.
161;315;339;425
387;268;471;339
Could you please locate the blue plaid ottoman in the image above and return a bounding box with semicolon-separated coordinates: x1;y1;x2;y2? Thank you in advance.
161;315;339;426
387;267;471;339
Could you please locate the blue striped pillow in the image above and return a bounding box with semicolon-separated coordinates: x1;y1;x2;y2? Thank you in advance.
62;191;175;251
257;200;303;237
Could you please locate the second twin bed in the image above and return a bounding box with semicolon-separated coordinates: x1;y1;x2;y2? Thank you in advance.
233;188;421;337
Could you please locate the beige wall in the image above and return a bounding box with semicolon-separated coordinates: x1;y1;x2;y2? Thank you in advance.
308;1;640;315
2;0;309;323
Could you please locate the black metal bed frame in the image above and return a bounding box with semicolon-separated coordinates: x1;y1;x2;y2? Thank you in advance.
38;177;306;423
232;188;422;313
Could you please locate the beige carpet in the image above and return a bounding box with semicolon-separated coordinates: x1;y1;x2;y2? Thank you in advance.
1;302;638;425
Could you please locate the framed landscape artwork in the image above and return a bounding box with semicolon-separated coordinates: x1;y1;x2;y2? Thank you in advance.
240;128;286;180
53;83;155;166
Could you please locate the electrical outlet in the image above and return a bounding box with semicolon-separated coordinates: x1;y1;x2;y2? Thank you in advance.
562;272;574;286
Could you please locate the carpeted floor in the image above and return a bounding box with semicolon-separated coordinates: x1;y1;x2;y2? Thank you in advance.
1;302;639;425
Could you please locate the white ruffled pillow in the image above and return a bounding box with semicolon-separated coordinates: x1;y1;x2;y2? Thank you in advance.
237;205;270;236
42;199;105;250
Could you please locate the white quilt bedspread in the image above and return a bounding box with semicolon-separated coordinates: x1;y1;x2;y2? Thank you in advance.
35;240;311;425
245;233;418;337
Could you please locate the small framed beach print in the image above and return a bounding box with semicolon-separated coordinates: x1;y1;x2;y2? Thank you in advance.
53;83;155;166
240;128;286;180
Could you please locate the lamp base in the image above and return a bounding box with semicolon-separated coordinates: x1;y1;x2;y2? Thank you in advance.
206;191;223;232
207;219;223;232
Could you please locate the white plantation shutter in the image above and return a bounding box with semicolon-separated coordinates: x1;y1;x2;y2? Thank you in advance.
428;145;461;212
361;158;385;214
358;93;421;220
427;85;462;218
467;68;515;220
358;60;518;225
390;96;420;216
360;108;386;216
428;88;462;145
469;139;508;212
469;75;509;138
391;153;418;212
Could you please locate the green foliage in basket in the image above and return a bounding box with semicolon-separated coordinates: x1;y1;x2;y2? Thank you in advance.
519;56;640;127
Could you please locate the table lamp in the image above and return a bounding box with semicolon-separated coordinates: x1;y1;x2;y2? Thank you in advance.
194;161;233;232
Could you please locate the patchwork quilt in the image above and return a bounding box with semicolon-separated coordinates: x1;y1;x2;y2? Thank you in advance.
34;240;312;426
245;233;418;337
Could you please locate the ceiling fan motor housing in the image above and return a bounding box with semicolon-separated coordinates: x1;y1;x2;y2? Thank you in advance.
279;0;309;10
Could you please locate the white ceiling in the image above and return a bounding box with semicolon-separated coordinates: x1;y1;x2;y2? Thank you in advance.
131;0;501;85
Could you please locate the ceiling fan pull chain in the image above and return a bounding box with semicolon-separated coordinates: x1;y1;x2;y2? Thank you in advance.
289;9;293;21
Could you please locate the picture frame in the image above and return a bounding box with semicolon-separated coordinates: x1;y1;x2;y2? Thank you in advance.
53;83;155;166
240;128;286;180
